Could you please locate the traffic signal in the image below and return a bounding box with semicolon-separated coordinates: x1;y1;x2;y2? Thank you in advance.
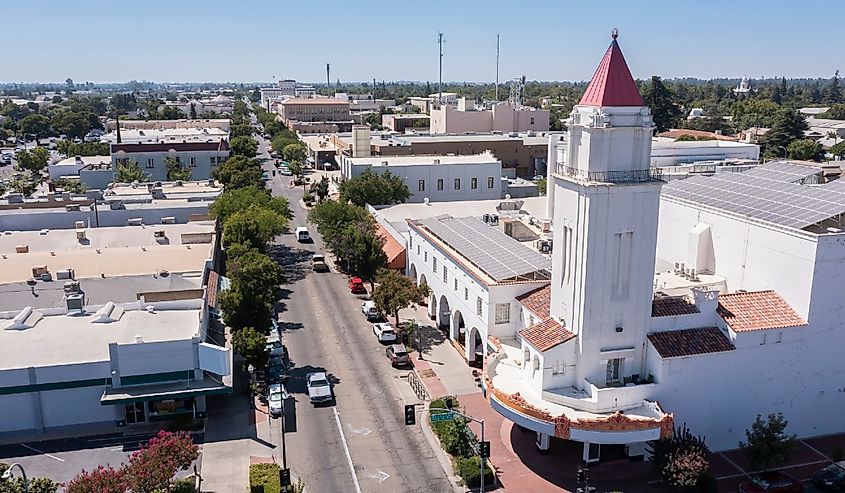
404;404;416;425
479;441;490;458
279;468;291;487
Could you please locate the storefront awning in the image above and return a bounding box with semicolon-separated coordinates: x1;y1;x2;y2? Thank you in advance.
100;379;232;405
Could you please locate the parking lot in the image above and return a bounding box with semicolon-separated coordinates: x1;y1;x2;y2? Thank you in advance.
0;432;202;484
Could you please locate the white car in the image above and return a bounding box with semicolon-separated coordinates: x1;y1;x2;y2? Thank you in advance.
267;383;289;417
306;372;333;404
372;322;397;343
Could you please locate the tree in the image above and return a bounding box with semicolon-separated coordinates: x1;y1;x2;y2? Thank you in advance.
166;156;193;181
831;140;845;159
312;176;330;202
210;187;290;224
65;465;125;493
222;204;286;252
231;124;254;138
372;268;427;325
337;223;386;285
220;249;283;331
230;135;258;158
307;200;371;247
642;76;682;133
8;170;40;196
57;140;109;157
54;177;86;194
536;177;547;196
51;110;93;139
15;147;49;172
825;70;842;105
123;430;199;493
115;160;150;183
287;160;303;180
339;170;411;207
212;155;263;190
282;142;306;163
232;326;269;368
648;424;711;492
18;114;52;144
189;103;197;119
787;139;823;161
0;462;58;493
739;413;797;472
761;108;808;159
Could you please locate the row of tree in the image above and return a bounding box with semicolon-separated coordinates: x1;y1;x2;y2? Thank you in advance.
0;95;106;143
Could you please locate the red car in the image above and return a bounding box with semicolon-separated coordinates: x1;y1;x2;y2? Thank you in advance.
739;471;803;493
348;277;366;294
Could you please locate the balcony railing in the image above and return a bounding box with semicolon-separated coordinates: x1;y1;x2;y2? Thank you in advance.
556;164;660;184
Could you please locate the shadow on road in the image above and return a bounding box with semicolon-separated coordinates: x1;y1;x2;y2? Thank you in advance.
268;243;312;284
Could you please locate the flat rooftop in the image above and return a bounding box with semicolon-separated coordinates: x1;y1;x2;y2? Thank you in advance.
0;307;200;370
53;155;110;166
102;127;229;144
335;131;560;148
375;196;546;234
0;221;214;284
106;180;223;198
346;152;498;167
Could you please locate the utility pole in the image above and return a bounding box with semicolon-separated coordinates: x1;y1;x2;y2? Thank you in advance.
495;34;500;101
437;32;444;104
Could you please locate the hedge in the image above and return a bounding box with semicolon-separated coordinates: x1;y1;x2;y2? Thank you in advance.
249;463;280;493
454;455;495;488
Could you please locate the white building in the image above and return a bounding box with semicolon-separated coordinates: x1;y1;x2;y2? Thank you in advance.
110;140;230;185
49;155;111;181
339;151;505;203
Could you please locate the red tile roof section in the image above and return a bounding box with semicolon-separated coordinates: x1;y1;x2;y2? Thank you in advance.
516;284;551;319
206;270;219;308
519;317;576;352
376;223;406;270
717;290;806;332
648;327;735;358
578;34;644;108
652;296;700;317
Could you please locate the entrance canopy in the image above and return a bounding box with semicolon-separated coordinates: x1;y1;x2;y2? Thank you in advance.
100;378;231;405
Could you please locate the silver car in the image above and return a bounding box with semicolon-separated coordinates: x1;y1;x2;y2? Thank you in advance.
306;372;333;404
268;383;289;417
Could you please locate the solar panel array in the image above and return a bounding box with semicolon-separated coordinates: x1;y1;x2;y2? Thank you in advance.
419;216;551;282
663;161;845;229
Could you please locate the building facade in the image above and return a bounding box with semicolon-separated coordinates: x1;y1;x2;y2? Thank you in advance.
430;99;550;135
111;140;230;183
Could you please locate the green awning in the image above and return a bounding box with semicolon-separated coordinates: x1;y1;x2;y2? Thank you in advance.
100;379;232;405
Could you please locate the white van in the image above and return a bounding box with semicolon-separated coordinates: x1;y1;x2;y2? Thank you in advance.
295;226;311;243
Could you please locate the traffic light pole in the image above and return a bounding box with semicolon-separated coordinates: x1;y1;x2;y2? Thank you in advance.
417;406;487;493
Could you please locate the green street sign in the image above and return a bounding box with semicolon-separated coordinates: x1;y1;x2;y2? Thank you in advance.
430;412;454;423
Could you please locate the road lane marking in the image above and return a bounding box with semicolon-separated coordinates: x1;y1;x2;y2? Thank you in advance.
347;424;372;437
20;443;64;462
362;469;391;484
390;377;408;404
333;407;362;493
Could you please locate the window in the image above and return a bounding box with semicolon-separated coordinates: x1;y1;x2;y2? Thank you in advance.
417;245;420;255
530;117;535;125
487;177;494;188
442;265;447;283
189;157;196;167
432;257;437;271
409;236;413;249
454;178;461;190
476;297;483;316
471;177;477;190
146;158;154;169
464;287;468;301
454;278;458;291
209;156;216;165
418;180;425;192
606;358;623;385
437;178;444;191
494;303;510;324
424;251;428;262
174;156;181;164
552;360;565;375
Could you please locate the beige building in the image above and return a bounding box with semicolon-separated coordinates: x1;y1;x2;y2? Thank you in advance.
276;98;351;126
430;98;550;134
381;114;430;133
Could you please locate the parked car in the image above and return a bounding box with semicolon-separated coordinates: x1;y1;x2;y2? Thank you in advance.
295;226;311;243
385;344;410;366
373;322;397;343
267;383;289;417
306;372;333;404
266;351;290;383
814;461;845;490
361;300;380;321
348;277;366;294
312;254;329;272
279;167;292;176
265;338;284;358
739;471;804;493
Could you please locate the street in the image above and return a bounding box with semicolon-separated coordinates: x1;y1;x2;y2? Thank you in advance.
257;134;453;492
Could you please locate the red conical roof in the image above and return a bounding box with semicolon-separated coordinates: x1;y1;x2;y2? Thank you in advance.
579;32;644;107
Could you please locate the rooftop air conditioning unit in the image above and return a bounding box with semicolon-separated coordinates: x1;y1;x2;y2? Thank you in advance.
127;218;143;226
56;268;74;281
66;293;85;314
174;180;183;187
76;230;87;242
31;265;49;278
482;214;491;223
109;200;125;210
65;204;81;212
489;214;499;225
64;280;81;293
160;216;175;224
153;230;166;238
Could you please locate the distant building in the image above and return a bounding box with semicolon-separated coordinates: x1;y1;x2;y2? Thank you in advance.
733;76;752;94
381;114;430;133
430;98;550;134
335;93;395;112
687;107;704;119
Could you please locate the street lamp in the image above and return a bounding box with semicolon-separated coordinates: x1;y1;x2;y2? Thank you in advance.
2;463;28;493
778;145;788;159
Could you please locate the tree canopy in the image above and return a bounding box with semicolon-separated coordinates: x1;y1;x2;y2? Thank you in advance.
212;155;263;189
210;187;290;223
739;413;797;472
372;268;428;325
15;147;49;172
222;204;286;252
165;156;193;181
230;135;258;158
339;170;411;207
232;326;270;368
760;108;808;159
282;142;306;163
787;139;823;161
642;76;682;133
115;160;150;183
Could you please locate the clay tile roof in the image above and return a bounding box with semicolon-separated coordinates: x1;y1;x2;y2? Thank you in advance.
519;317;576;352
516;284;551;319
648;327;735;358
652;296;700;317
579;33;644;108
376;223;406;270
206;270;219;308
717;290;806;332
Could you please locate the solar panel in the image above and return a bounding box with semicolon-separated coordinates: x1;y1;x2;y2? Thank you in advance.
663;161;845;229
419;216;551;282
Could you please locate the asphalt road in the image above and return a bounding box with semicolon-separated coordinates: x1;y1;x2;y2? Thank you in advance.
257;135;452;493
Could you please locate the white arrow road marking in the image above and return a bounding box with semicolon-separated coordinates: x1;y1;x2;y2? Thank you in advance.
347;424;372;436
362;468;391;484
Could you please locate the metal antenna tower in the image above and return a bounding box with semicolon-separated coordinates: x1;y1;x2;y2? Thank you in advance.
495;34;500;101
437;32;444;103
509;75;525;105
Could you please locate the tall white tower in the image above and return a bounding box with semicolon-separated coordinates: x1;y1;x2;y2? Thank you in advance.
549;31;661;388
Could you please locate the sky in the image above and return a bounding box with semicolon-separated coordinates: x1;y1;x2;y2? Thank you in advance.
2;0;843;84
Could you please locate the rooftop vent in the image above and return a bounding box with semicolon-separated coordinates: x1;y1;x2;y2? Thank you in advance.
66;204;81;212
6;306;43;330
92;302;124;324
127;218;143;226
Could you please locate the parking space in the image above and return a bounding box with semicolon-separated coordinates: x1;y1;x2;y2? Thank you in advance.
0;433;202;484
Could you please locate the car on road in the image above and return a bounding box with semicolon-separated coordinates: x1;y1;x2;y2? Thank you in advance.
267;351;290;383
361;300;380;321
348;277;366;294
373;322;397;343
278;167;292;176
265;338;285;358
306;372;333;404
312;254;329;272
295;226;311;243
262;171;271;181
738;471;804;493
267;383;289;417
385;344;410;366
814;461;845;490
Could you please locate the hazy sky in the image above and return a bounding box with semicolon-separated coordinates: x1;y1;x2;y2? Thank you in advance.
3;0;842;83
